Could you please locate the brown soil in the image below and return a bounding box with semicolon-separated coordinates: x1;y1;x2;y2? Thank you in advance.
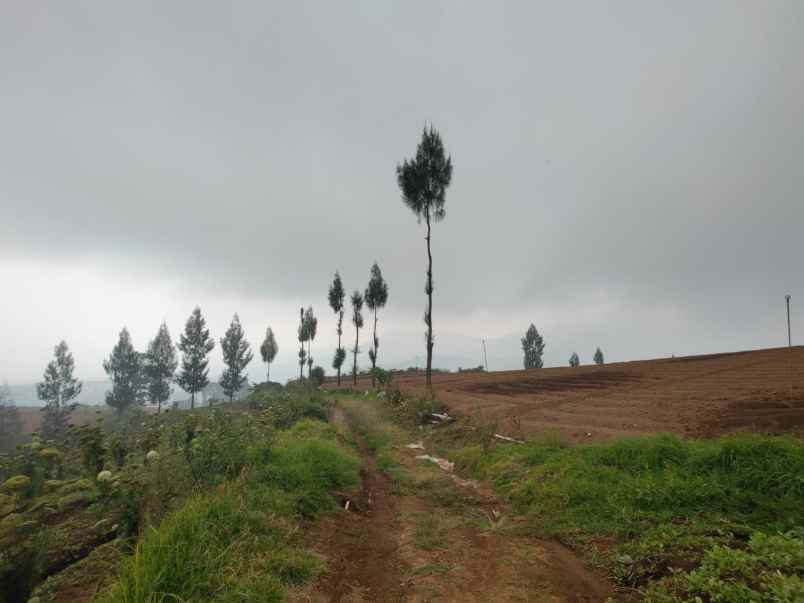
331;346;804;443
298;406;614;602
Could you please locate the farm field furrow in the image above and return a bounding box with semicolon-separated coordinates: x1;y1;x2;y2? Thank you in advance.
336;346;804;442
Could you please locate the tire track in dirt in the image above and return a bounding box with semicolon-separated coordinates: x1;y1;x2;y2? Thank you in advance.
301;402;614;602
304;407;407;602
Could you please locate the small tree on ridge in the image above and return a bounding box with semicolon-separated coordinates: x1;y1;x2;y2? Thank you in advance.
521;324;545;369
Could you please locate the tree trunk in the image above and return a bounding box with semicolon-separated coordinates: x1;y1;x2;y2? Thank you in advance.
353;325;359;386
191;391;195;410
337;318;342;386
308;340;312;380
371;309;378;387
266;364;270;382
425;213;434;396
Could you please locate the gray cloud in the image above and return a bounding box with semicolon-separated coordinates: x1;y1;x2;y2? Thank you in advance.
1;2;802;385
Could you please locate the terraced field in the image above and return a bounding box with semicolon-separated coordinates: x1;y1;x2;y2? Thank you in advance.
343;346;804;443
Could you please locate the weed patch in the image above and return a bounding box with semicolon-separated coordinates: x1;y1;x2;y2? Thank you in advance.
448;432;804;598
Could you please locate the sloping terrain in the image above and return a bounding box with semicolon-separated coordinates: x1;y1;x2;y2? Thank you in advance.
340;346;804;443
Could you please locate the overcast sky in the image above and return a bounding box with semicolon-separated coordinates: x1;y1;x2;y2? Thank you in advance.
1;1;802;390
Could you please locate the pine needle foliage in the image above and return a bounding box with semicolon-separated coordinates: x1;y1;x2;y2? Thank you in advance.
144;322;178;413
104;327;146;414
37;340;82;441
350;291;364;385
396;125;453;395
521;324;545;369
176;307;215;409
364;262;389;387
219;314;254;402
328;271;346;385
594;347;605;365
260;327;278;382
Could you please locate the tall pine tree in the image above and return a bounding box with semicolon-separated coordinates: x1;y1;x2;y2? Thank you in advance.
569;352;580;368
397;126;453;396
37;340;82;441
303;306;317;380
104;327;146;414
220;314;254;402
0;384;23;452
297;307;308;380
364;262;389;387
521;324;545;369
328;271;346;385
176;307;215;409
350;291;364;385
144;322;178;413
260;327;278;382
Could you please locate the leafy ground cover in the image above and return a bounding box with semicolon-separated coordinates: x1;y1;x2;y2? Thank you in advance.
0;385;360;603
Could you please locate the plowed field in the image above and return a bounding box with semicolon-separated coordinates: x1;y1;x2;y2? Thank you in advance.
338;346;804;443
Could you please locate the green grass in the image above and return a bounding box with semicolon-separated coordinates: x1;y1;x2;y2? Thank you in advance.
451;433;804;534
97;490;292;603
98;419;360;602
448;432;804;600
414;513;447;550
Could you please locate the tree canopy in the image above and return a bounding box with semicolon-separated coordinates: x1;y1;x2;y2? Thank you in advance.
594;347;605;365
144;322;178;413
37;340;82;441
220;313;254;402
521;324;545;369
260;327;278;382
396;125;452;395
329;271;347;385
365;262;389;386
104;327;146;414
176;306;215;408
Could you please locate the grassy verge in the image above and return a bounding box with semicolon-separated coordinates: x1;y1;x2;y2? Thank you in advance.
446;431;804;600
337;398;411;491
96;405;361;602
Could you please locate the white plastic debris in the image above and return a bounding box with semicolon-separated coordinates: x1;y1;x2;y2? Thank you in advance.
493;434;525;444
405;442;425;450
415;454;455;472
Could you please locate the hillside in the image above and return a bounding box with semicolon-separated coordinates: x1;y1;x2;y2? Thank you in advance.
338;346;804;443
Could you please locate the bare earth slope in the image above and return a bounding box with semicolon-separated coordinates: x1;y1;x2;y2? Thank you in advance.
337;346;804;443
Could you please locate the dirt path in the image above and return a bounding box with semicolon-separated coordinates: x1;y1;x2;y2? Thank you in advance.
298;402;613;602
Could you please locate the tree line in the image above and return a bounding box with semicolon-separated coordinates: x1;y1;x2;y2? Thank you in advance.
31;308;281;441
521;323;605;369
